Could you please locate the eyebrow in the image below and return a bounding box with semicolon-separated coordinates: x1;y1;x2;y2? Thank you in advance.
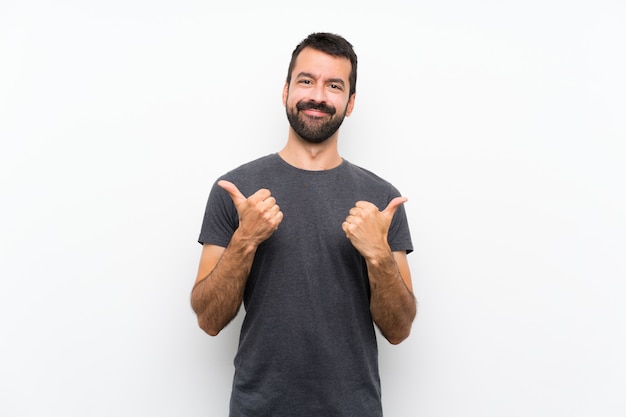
296;72;346;87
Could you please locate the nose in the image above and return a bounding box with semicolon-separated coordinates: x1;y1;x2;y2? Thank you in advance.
310;83;327;103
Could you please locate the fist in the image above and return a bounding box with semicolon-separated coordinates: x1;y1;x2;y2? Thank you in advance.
342;197;407;258
219;180;283;245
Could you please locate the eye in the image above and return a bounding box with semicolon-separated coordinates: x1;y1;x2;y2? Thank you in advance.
329;83;343;91
299;79;312;85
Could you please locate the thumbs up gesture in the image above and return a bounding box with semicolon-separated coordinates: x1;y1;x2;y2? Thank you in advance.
342;197;407;259
218;180;283;246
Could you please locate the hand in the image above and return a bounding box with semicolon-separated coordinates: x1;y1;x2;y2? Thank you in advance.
218;180;283;245
342;197;407;259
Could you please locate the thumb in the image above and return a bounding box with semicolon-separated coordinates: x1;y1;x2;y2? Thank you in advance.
382;196;408;219
218;180;246;205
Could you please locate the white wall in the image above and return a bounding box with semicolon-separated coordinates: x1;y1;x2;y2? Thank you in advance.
1;1;625;416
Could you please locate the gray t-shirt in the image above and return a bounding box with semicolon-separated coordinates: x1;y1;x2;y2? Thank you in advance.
199;153;413;417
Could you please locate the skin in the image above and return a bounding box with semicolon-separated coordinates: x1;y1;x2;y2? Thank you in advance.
191;47;416;344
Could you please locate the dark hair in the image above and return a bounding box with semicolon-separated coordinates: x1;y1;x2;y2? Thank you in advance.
286;32;358;96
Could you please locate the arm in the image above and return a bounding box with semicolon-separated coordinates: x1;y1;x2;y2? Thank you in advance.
342;198;417;344
190;180;283;336
366;249;416;344
191;241;254;336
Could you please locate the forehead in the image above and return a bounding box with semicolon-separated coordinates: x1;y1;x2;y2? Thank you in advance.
291;47;352;82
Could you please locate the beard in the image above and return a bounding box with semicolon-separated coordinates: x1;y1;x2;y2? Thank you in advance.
286;99;347;144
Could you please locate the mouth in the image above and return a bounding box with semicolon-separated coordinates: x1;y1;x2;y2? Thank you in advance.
296;101;336;117
302;108;330;118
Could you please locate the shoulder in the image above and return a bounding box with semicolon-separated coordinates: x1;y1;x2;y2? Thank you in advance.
215;154;284;197
220;154;281;183
223;154;279;177
342;160;401;196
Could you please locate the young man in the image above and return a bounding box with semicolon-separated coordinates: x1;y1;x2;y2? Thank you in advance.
191;32;416;417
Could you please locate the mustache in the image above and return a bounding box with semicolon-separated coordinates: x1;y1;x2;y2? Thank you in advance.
296;100;336;116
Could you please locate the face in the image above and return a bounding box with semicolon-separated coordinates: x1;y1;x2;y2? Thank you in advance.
283;48;355;144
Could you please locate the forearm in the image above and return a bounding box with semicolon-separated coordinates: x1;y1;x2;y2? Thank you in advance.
367;252;417;344
191;233;258;336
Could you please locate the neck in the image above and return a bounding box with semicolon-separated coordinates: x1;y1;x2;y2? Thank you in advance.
279;131;342;171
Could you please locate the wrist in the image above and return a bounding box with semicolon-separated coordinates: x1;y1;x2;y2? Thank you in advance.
230;229;261;255
364;248;394;269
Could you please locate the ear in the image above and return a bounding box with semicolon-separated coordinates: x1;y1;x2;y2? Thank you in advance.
345;93;356;117
282;82;289;106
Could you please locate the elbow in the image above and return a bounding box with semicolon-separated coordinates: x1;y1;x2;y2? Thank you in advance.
384;302;417;345
197;316;222;337
385;327;412;345
193;300;235;336
203;327;221;337
191;301;223;337
191;291;222;336
196;311;225;336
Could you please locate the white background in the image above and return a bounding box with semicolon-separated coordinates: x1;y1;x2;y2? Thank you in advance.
1;1;625;416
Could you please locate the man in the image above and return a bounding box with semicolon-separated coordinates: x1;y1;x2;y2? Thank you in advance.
191;32;416;417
